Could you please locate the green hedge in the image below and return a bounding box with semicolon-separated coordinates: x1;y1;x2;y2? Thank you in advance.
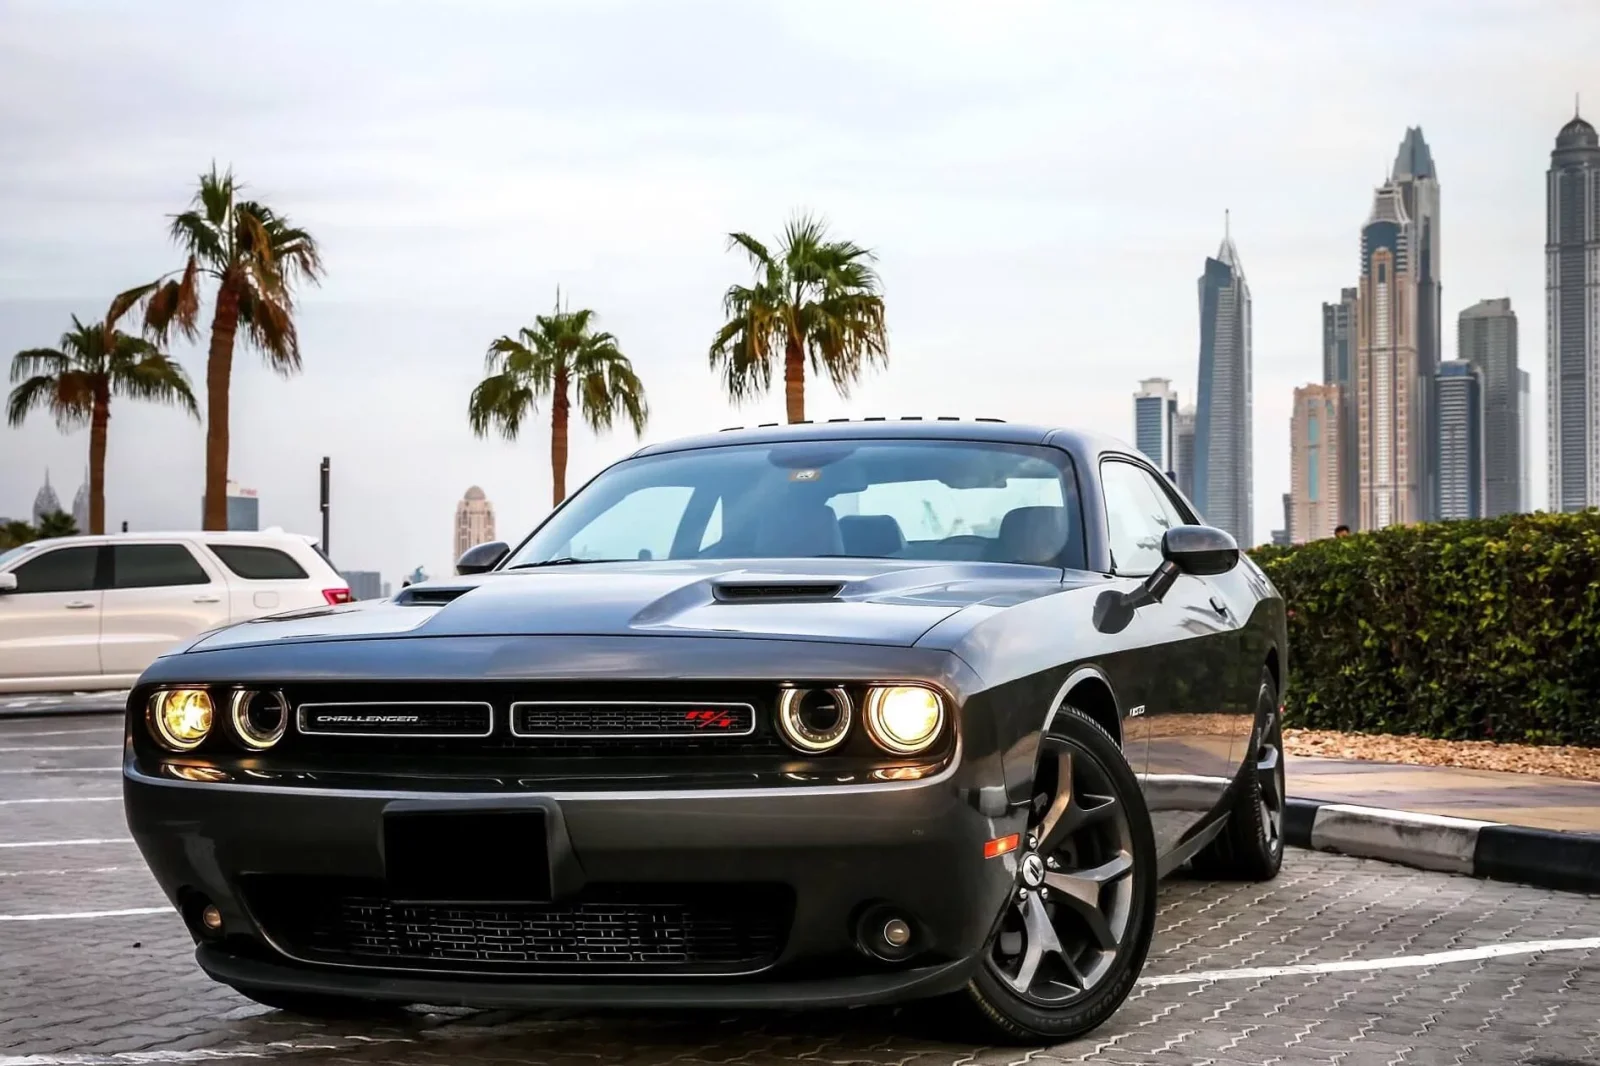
1248;510;1600;746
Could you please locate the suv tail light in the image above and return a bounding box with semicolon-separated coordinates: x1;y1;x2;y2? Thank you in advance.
322;587;353;605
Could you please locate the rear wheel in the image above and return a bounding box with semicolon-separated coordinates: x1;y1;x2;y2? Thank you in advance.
228;985;397;1018
963;705;1158;1043
1190;669;1285;882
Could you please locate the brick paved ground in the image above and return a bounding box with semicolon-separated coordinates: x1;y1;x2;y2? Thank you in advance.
3;714;1598;1065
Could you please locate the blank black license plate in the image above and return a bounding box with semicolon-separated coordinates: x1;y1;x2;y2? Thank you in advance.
383;810;551;902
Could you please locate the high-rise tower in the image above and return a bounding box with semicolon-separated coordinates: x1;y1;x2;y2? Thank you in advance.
1392;128;1442;520
1322;286;1359;528
1458;298;1521;516
1547;105;1600;512
1193;217;1253;546
1356;181;1421;529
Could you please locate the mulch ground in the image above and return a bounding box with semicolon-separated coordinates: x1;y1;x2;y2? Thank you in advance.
1284;728;1600;783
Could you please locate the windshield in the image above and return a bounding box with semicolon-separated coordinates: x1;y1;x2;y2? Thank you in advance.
0;544;40;570
503;439;1085;569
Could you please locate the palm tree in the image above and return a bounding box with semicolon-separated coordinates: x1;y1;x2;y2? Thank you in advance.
0;521;36;550
469;295;649;506
114;165;323;530
35;511;78;539
8;315;198;534
709;212;889;424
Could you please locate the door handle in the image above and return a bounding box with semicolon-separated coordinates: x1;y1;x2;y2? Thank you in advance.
64;601;95;610
1209;595;1229;616
193;595;221;604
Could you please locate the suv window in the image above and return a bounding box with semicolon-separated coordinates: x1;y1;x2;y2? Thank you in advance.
1101;459;1183;576
112;544;211;588
209;544;309;580
11;545;101;593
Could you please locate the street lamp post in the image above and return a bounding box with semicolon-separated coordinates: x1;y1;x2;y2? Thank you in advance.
319;457;331;562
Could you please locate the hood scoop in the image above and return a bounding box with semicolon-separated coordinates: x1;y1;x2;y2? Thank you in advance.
396;586;474;606
712;581;845;603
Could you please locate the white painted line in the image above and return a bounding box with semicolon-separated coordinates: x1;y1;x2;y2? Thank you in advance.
0;795;119;805
0;728;121;738
0;744;120;752
0;768;119;774
0;838;132;849
0;1036;410;1065
0;906;168;922
0;866;127;877
1309;802;1492;874
1138;936;1600;986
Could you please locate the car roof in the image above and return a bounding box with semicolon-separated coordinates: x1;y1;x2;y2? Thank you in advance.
15;530;317;550
631;417;1138;460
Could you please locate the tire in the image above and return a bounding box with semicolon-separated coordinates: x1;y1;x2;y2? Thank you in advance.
1190;669;1285;882
961;704;1159;1044
228;984;398;1018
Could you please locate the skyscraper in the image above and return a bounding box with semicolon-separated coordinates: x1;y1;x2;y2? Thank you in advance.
31;471;61;525
71;470;89;533
1133;378;1177;473
1458;298;1521;516
1322;287;1359;529
1519;369;1532;511
1436;360;1484;520
1173;406;1197;501
1194;219;1252;545
1290;384;1341;543
1392;128;1442;520
1356;180;1422;530
454;485;496;560
1546;107;1600;512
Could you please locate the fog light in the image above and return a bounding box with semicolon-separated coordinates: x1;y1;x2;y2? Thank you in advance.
882;918;912;948
864;686;944;754
200;905;223;934
148;689;213;752
855;904;917;962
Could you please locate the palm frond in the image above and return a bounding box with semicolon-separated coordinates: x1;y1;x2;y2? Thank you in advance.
726;231;773;271
9;347;71;384
196;164;235;229
110;340;200;420
467;372;537;441
169;210;226;269
235;289;301;373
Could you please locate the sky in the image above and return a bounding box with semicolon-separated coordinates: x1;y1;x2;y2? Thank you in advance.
1;0;1596;583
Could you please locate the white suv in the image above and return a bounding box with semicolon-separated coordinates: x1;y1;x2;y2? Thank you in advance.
0;530;352;694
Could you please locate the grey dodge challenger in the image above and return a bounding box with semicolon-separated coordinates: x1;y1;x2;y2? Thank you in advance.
124;419;1288;1043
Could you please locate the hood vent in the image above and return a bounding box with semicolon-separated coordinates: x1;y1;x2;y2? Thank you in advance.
713;582;845;603
396;586;473;606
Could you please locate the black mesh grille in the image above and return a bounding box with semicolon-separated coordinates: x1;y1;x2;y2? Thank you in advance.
297;702;491;737
512;702;755;738
246;878;792;975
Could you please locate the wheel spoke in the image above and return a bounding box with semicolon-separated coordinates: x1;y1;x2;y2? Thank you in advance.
1006;893;1063;994
1033;748;1073;850
1256;744;1283;808
1043;851;1131;951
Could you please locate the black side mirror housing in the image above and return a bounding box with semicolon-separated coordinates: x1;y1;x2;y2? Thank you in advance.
455;541;509;576
1161;524;1240;576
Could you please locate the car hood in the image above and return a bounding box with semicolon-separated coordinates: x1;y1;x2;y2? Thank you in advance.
180;559;1100;654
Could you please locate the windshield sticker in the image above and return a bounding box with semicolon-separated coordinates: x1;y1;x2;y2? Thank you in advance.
790;469;821;482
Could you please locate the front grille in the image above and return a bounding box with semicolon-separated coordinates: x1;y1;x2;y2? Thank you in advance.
246;877;792;975
297;702;492;737
511;701;756;738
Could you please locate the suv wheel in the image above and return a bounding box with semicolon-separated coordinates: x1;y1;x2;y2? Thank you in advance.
1190;669;1285;882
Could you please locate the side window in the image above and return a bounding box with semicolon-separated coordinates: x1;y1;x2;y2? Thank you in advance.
111;544;210;588
1101;461;1179;576
11;546;100;594
209;545;309;580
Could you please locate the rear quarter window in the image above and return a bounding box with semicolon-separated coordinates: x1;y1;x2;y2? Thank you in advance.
209;544;310;580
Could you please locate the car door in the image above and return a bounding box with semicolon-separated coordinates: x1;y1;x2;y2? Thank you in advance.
0;544;106;685
98;541;230;679
1099;457;1239;856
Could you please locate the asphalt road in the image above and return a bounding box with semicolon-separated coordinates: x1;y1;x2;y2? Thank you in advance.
3;714;1597;1066
0;689;127;718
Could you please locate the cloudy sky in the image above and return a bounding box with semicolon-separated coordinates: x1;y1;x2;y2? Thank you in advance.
1;0;1595;581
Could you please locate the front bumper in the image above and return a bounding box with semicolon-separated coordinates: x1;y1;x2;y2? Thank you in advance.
124;759;1025;1008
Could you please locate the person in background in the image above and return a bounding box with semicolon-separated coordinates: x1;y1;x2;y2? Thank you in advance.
1334;525;1351;538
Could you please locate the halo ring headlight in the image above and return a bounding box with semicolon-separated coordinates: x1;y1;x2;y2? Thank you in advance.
864;685;945;755
777;687;853;753
147;688;214;752
230;689;288;750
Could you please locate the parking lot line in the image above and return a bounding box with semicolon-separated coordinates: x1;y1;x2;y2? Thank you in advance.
0;1037;413;1065
0;795;119;805
1137;936;1600;986
0;728;121;739
0;838;132;849
0;906;169;922
0;865;127;877
0;768;119;775
0;744;121;752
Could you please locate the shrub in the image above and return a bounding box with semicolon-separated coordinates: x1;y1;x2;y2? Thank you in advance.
1248;510;1600;747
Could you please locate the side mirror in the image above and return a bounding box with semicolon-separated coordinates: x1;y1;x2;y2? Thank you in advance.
1161;525;1239;576
455;541;509;576
0;572;16;594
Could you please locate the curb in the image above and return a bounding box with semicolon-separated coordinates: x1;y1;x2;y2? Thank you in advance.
1286;796;1600;895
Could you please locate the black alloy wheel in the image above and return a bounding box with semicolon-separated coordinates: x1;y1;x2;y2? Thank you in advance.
1190;669;1285;882
964;704;1158;1043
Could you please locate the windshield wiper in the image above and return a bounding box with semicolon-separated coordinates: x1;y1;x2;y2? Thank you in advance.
508;557;628;569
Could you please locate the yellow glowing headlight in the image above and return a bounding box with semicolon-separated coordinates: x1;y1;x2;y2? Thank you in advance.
148;688;214;751
864;686;945;755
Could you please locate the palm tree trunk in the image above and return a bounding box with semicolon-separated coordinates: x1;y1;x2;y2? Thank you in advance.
203;273;242;531
784;336;805;423
552;364;570;506
88;384;109;535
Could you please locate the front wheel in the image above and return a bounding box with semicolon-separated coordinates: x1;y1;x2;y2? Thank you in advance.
1190;669;1285;882
963;704;1159;1044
